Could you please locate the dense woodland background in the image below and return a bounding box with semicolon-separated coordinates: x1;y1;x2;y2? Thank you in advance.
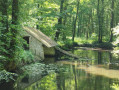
0;0;119;71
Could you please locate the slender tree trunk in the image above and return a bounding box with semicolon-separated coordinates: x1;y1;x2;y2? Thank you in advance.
100;0;104;42
36;4;40;29
77;19;80;37
36;4;43;30
97;0;101;43
79;14;82;37
97;0;104;43
98;51;102;64
62;4;68;41
109;0;115;42
86;30;89;40
73;66;77;90
91;9;94;33
72;1;80;42
77;7;81;37
55;0;64;41
56;74;62;90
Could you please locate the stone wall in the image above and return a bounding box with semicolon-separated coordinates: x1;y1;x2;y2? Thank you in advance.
29;36;44;60
23;30;44;60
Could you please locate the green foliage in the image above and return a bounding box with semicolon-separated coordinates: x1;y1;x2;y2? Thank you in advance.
77;37;93;45
19;50;34;65
25;73;57;90
98;42;113;49
90;33;98;41
21;62;68;77
92;42;114;49
62;39;73;49
0;70;18;83
111;83;119;90
21;63;45;75
58;38;78;50
0;0;119;73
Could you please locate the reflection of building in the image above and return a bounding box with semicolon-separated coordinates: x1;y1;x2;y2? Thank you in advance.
23;27;58;60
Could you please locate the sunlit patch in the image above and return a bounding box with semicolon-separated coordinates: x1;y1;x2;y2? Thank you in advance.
111;83;119;90
113;24;119;45
77;65;119;79
57;61;80;66
58;61;119;79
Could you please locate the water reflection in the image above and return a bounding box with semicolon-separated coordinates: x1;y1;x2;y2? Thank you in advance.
1;48;119;90
24;63;119;90
24;73;57;90
18;48;119;90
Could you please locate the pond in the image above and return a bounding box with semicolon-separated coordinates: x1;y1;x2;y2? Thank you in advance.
1;47;119;90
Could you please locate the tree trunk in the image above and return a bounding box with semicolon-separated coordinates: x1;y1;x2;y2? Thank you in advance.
55;0;64;41
97;0;101;43
100;0;104;42
91;9;94;33
98;51;102;64
62;4;68;41
36;4;40;29
77;19;80;37
97;0;104;43
77;8;82;37
109;0;115;42
72;0;80;42
10;0;19;60
36;4;43;30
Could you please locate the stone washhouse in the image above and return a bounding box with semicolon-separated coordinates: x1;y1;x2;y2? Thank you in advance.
22;27;58;60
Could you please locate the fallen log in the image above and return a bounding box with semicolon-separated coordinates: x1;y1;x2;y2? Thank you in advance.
55;47;79;59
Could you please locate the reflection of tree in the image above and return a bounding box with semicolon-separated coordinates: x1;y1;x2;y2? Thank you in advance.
56;74;62;90
98;51;102;64
94;76;102;90
109;52;112;63
56;73;66;90
23;73;57;90
94;76;115;90
73;65;77;90
23;63;119;90
108;79;112;90
56;66;69;90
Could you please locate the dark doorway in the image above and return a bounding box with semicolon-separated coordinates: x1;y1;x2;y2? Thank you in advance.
23;36;29;50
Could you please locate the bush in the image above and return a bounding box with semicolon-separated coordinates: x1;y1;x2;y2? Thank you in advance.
63;39;73;48
19;50;34;65
61;39;78;50
92;42;114;49
98;42;114;49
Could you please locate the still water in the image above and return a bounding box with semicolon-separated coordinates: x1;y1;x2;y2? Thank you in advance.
2;48;119;90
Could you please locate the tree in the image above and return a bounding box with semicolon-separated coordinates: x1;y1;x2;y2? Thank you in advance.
72;0;80;43
109;0;115;42
55;0;64;41
9;0;19;61
97;0;104;43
